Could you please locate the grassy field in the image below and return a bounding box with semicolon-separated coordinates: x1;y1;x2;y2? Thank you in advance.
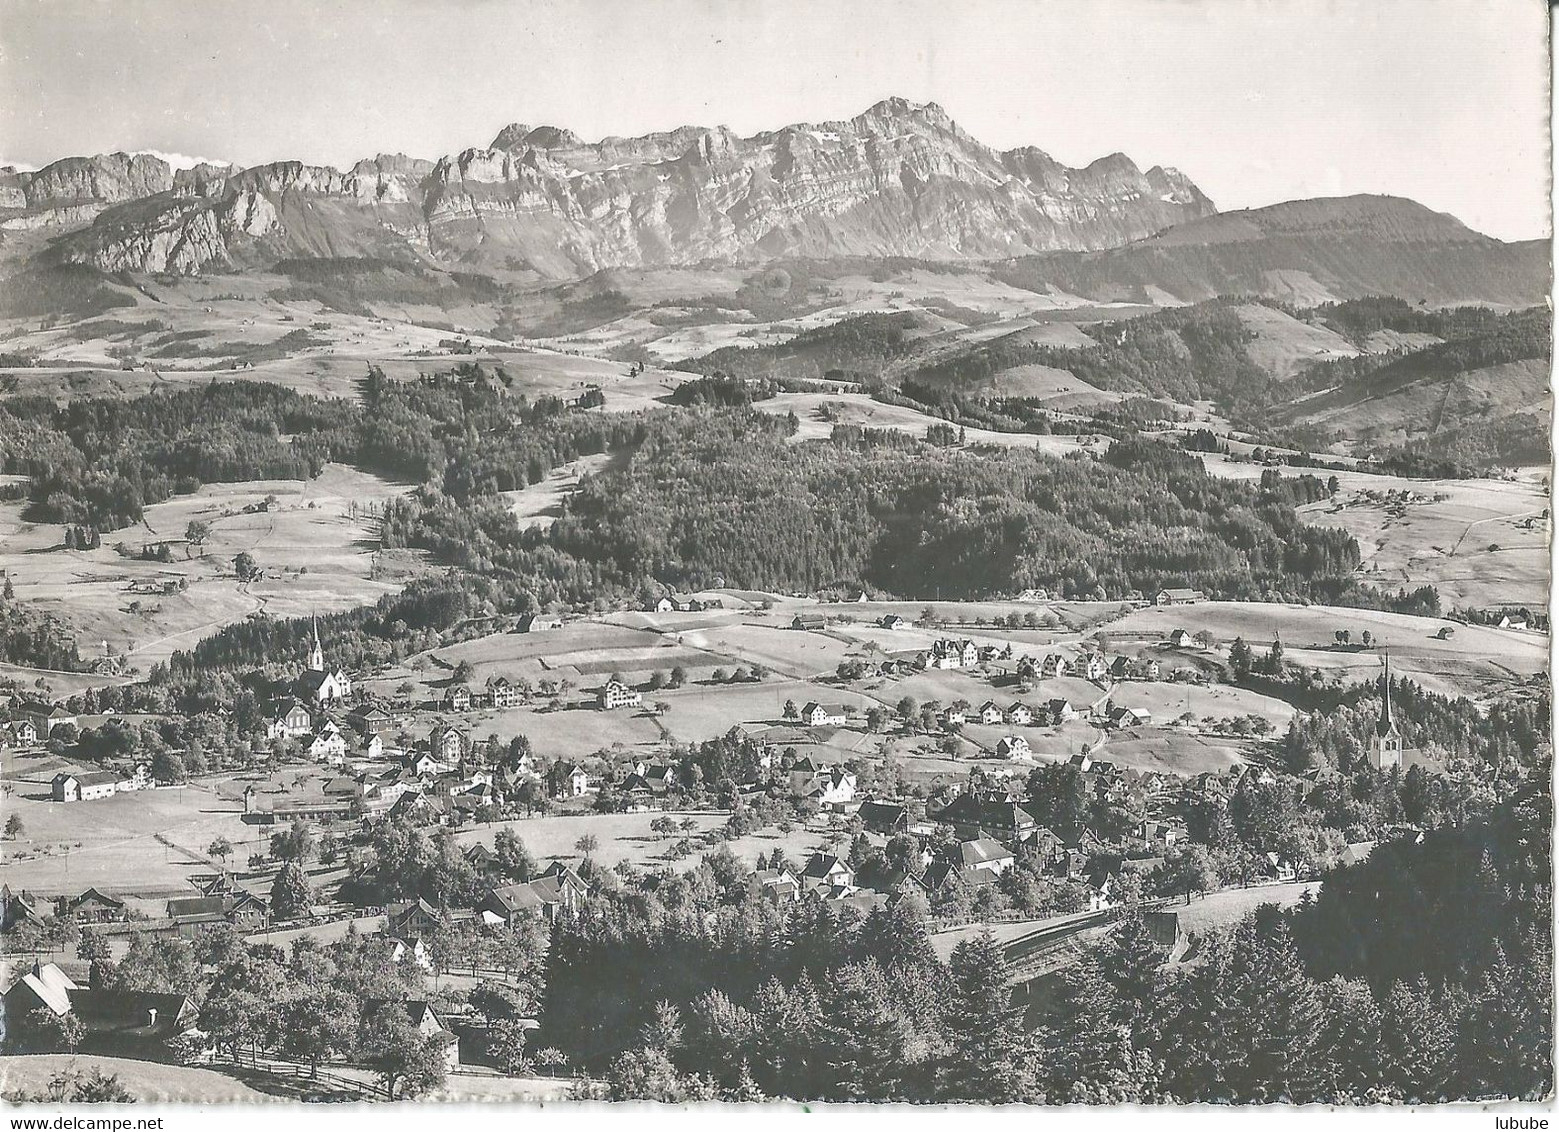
1199;455;1549;610
0;1053;274;1103
753;391;1108;454
0;463;426;675
457;808;845;876
1106;600;1546;701
1167;880;1320;932
0;751;273;895
501;451;617;531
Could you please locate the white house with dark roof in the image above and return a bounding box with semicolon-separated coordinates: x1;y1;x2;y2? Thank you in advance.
51;769;119;802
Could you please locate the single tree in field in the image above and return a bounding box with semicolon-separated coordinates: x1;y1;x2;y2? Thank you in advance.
4;813;23;840
26;1008;86;1054
575;834;599;858
270;859;314;920
650;816;677;840
184;519;212;557
783;699;799;721
362;1005;450;1099
207;836;233;864
487;1016;533;1076
678;817;698;834
76;930;110;964
233;551;259;582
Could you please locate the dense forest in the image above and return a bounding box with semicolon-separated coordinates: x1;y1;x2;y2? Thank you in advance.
533;783;1549;1103
684;311;925;383
549;417;1359;601
0;370;1511;687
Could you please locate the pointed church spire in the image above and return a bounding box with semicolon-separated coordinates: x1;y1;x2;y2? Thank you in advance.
307;613;325;673
1376;649;1397;737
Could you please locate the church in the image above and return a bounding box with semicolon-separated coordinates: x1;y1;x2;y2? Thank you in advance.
293;618;353;706
1368;652;1420;771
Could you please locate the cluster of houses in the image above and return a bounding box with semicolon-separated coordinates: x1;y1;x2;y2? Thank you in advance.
650;594;727;614
433;676;529;714
1;699;78;751
50;761;157;803
2;876;270;944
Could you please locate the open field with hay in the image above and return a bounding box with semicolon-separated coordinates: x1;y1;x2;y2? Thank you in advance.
1197;455;1549;610
0;464;427;674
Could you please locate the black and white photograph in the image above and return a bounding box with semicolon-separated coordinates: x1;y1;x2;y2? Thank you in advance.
0;0;1551;1116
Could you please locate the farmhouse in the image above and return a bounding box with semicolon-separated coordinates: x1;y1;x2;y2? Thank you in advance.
266;699;315;741
1;886;45;934
800;702;849;727
750;869;802;905
955;837;1016;877
480;864;587;926
940;704;967;727
929;638;978;669
1156;588;1205;606
4;719;37;746
932;792;1038;842
66;888;128;923
488;676;523;708
976;701;1005;726
363;999;459;1069
4;962;199;1048
347;704;394;737
387;897;443;937
443;684;474;713
1004;702;1035;726
790;613;826;631
800;853;855;889
858;798;909;834
1048;698;1079;722
3;961;77;1020
1109;705;1154;729
428;722;470;765
598;679;643;710
995;735;1030;759
1168;628;1194;648
1041;653;1069;678
549;762;592;798
306;719;349;763
515;613;560;633
51;769;119;802
22;702;77;738
1080;653;1110;683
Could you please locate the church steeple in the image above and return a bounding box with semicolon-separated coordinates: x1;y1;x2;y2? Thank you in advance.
1369;649;1403;770
307;615;325;673
1375;650;1397;737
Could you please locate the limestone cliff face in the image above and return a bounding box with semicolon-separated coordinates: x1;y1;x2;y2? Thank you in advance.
16;152;176;207
42;100;1218;277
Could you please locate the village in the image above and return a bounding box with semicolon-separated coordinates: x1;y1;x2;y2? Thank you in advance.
3;569;1531;1099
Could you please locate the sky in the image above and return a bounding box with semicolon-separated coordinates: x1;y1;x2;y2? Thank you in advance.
0;0;1549;240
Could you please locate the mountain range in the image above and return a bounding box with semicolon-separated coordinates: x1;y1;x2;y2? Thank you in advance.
10;98;1209;277
0;98;1546;312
